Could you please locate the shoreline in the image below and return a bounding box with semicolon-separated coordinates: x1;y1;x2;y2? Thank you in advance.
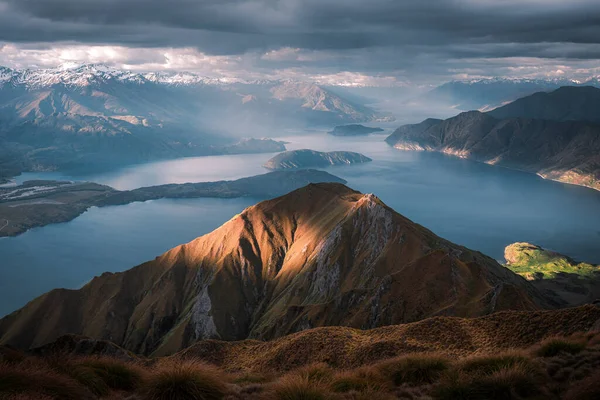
392;144;600;194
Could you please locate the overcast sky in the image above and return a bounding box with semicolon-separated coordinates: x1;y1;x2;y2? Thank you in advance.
1;0;600;85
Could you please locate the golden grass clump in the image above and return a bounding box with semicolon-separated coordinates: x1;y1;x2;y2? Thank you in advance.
143;360;228;400
0;361;93;400
375;353;451;386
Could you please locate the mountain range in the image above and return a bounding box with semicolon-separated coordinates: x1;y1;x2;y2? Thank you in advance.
0;64;387;181
387;86;600;191
0;183;551;356
424;77;600;111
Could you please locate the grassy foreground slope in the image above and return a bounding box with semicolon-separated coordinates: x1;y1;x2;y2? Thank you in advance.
1;305;600;399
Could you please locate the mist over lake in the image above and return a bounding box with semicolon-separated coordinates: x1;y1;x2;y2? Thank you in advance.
2;131;599;317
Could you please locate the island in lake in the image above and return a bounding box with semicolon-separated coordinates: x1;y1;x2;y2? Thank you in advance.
0;170;345;237
263;149;372;170
328;124;384;136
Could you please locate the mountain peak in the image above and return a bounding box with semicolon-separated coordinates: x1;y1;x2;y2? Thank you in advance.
0;183;547;355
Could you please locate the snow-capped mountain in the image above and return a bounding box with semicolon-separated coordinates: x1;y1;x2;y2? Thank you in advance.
0;64;387;181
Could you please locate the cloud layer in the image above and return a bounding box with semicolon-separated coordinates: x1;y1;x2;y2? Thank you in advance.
1;0;599;84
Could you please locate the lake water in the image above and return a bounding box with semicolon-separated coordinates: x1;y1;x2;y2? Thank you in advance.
2;130;600;316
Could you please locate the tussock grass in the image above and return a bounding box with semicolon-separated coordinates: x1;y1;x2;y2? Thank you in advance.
143;360;227;400
265;375;332;400
535;337;586;357
434;363;546;400
0;362;93;400
457;351;533;375
375;353;450;386
76;356;145;391
563;369;600;400
286;363;333;384
231;371;273;386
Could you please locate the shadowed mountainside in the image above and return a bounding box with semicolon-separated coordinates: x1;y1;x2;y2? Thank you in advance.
386;110;600;190
488;86;600;123
0;183;550;356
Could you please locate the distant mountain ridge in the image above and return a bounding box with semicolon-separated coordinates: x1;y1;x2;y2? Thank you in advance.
488;86;600;123
0;183;549;355
426;77;600;111
387;86;600;191
0;64;387;180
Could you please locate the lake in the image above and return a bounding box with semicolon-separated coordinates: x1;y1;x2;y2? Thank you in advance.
2;130;600;316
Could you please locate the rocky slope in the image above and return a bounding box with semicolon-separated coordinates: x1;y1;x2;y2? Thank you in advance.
0;183;550;355
328;124;384;136
263;149;372;170
386;111;600;190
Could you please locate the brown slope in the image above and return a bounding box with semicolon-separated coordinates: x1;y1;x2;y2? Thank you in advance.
0;183;549;356
175;304;600;372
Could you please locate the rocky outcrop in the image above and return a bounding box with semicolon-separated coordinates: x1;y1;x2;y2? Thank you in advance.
0;183;550;356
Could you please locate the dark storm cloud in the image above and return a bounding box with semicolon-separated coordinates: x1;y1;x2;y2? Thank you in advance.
1;0;600;82
2;0;600;54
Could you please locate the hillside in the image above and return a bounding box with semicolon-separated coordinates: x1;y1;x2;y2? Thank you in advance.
425;78;593;111
488;86;600;123
263;149;372;170
2;305;600;399
504;243;600;307
0;183;549;355
386;111;600;191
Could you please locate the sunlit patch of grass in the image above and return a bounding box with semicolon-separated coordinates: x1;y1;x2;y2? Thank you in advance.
504;242;599;280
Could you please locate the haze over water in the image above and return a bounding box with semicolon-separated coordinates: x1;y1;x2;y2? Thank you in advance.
2;131;600;316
